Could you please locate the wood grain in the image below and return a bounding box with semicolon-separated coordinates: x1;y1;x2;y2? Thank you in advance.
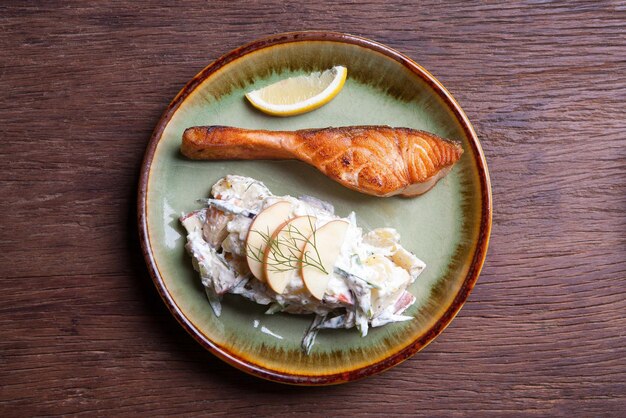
1;0;625;416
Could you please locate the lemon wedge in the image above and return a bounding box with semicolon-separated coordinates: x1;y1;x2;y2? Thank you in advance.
245;66;347;116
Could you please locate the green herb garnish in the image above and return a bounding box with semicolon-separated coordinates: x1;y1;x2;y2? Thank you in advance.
246;217;328;275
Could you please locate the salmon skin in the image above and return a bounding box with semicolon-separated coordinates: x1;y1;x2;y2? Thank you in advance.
181;125;464;197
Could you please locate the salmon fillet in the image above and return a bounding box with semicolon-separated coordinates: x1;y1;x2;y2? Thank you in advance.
181;126;464;197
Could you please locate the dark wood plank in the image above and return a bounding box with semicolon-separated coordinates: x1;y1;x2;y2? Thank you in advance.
1;0;625;416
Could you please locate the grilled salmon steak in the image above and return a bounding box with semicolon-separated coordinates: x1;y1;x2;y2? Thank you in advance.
181;126;464;197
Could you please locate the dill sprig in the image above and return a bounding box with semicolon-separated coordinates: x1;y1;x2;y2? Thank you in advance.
246;217;328;275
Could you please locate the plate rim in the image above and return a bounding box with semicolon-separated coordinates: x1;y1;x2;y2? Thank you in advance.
137;31;492;385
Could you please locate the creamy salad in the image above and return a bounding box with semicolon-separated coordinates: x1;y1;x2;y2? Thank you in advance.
180;175;426;352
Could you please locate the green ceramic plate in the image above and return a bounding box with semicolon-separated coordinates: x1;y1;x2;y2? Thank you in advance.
138;32;491;385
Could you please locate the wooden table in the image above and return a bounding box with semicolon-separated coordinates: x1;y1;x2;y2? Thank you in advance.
2;2;625;416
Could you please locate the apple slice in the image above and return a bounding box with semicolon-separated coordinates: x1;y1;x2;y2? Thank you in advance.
245;201;293;281
301;220;350;300
263;216;317;294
